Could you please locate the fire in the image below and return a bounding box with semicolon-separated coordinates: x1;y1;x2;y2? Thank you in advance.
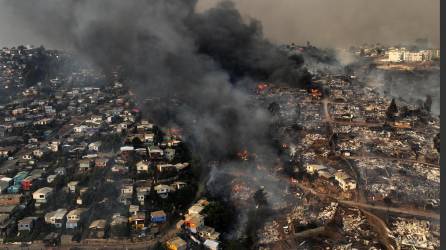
256;82;268;93
167;127;183;138
309;88;322;97
237;149;249;161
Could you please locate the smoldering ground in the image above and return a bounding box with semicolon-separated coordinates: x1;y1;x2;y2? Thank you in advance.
371;70;440;116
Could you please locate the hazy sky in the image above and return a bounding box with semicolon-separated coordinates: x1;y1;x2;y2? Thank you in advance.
197;0;440;48
0;0;440;48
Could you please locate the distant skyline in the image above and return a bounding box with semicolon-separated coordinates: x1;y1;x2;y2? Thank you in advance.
0;0;440;49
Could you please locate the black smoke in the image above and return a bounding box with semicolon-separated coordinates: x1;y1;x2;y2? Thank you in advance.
5;0;320;239
6;0;312;160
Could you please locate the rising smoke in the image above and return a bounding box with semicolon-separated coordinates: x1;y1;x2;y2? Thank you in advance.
5;0;310;227
5;0;312;157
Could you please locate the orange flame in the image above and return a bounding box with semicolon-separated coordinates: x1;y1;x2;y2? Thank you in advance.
257;83;268;92
237;149;249;161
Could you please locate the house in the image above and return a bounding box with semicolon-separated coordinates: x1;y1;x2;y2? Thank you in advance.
33;187;53;204
334;170;357;191
79;159;92;173
120;181;133;195
157;164;176;173
184;213;204;233
136;121;154;133
174;163;190;171
88;141;102;152
188;199;209;215
95;158;109;168
143;133;155;143
129;205;140;215
136;190;149;205
171;181;187;191
204;239;220;250
67;181;79;193
148;147;164;159
18;216;38;232
44;209;67;228
49;141;59;152
198;226;220;240
136;161;150;173
120;146;134;153
129;212;145;230
0;147;14;158
188;204;204;215
21;175;39;191
306;164;327;174
88;219;107;238
154;184;171;199
166;236;187;250
0;194;22;206
66;208;88;229
150;210;167;223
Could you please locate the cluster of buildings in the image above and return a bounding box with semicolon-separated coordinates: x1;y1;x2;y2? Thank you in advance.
386;47;440;63
347;43;440;63
0;46;205;247
166;199;221;250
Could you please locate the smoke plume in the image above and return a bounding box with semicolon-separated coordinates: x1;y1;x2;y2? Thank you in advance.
4;1;311;231
5;0;312;158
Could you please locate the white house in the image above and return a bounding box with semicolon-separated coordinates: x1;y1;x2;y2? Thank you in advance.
334;170;357;191
33;187;53;204
67;181;79;193
306;164;327;174
136;161;150;173
66;208;88;229
88;141;102;152
154;184;171;199
388;48;404;62
44;208;67;228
